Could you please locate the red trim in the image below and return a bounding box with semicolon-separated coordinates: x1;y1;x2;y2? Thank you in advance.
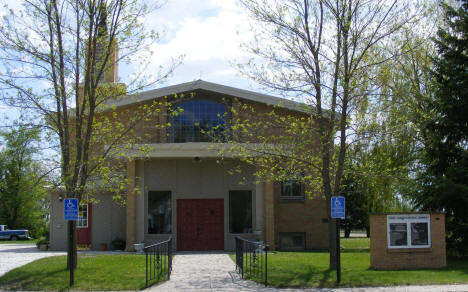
77;203;92;245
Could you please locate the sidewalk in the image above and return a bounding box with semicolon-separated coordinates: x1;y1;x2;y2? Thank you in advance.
147;252;468;292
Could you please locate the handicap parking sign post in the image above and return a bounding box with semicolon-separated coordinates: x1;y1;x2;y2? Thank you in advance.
331;196;345;284
63;198;78;287
64;198;79;221
331;196;345;219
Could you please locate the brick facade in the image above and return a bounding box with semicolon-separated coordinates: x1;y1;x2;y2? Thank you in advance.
370;213;446;269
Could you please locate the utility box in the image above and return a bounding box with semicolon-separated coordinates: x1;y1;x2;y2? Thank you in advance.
370;213;446;270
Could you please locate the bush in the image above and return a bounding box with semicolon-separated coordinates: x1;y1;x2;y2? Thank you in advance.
36;236;49;248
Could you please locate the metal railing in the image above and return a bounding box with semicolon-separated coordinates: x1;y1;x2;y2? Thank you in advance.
144;237;172;287
235;236;269;286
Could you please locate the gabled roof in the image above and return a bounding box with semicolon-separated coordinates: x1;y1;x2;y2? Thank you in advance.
107;79;312;114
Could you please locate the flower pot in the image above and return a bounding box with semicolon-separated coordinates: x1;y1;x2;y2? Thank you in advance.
133;243;144;254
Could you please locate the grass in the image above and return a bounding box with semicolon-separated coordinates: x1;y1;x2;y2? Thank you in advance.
0;254;166;291
231;237;468;288
0;239;38;244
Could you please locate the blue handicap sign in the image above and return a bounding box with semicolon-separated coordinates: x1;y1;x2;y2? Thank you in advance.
64;198;79;221
331;196;345;219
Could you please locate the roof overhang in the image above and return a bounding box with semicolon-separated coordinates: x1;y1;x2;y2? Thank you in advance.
103;79;317;115
113;142;272;159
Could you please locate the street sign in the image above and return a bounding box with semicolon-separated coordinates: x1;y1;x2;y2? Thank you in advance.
331;196;345;219
64;198;79;221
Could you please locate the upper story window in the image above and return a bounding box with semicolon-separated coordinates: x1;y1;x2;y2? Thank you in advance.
171;99;226;143
280;174;304;201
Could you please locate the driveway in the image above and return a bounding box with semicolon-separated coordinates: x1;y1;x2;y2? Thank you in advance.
0;243;65;277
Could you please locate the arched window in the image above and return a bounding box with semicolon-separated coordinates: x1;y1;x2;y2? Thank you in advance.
172;99;226;143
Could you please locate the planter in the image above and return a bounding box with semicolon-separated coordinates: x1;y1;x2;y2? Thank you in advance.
39;243;48;251
133;243;144;254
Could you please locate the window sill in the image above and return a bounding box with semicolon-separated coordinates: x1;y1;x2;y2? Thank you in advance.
279;196;305;203
387;247;432;253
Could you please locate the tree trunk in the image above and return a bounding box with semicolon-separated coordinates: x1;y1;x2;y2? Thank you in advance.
344;227;351;238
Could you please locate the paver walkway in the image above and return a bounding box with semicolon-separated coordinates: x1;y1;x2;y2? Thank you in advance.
148;252;468;292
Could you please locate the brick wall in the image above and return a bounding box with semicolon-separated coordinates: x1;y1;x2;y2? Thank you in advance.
370;213;446;269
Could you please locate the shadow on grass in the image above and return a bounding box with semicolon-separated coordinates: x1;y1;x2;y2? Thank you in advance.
0;267;68;291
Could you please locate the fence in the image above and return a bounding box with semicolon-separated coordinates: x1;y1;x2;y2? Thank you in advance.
144;237;172;287
235;236;269;286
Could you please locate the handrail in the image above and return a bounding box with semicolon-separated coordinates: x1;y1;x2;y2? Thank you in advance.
235;236;268;286
144;237;172;287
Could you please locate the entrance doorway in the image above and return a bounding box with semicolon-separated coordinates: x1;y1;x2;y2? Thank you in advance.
77;203;92;245
177;199;224;251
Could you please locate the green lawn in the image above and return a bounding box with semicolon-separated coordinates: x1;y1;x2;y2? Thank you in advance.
0;239;38;244
231;238;468;288
0;254;166;291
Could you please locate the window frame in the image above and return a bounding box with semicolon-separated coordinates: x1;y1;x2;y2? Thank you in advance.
279;174;304;201
279;232;306;251
387;214;431;249
77;204;88;228
169;98;228;143
147;190;172;235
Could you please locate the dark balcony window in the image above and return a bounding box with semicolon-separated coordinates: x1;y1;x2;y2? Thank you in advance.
171;99;226;142
148;191;172;234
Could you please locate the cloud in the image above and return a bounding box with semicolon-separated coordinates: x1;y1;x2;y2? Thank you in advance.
137;0;257;89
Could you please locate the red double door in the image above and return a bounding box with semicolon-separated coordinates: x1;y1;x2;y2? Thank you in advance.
177;199;224;251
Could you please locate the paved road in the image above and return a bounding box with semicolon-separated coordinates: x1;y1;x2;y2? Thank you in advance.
0;243;65;277
148;253;468;292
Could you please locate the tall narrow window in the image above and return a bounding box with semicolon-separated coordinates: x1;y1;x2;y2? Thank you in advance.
77;204;88;228
148;191;172;234
229;190;252;233
171;99;226;142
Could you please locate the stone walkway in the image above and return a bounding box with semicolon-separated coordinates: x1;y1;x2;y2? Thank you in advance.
148;252;468;292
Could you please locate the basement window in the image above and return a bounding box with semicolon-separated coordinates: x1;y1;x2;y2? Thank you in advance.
279;232;306;250
387;214;431;248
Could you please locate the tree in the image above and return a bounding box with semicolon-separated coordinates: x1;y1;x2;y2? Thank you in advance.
233;0;421;268
0;126;49;238
0;0;180;270
414;0;468;257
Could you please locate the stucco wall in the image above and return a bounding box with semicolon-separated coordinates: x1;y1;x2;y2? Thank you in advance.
49;192;126;251
90;195;126;250
142;158;259;251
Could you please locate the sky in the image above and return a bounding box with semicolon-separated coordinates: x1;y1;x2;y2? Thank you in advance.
127;0;262;92
0;0;271;125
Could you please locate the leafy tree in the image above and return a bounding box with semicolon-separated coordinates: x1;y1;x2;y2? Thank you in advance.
0;126;49;238
230;0;421;268
0;0;180;268
414;0;468;256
